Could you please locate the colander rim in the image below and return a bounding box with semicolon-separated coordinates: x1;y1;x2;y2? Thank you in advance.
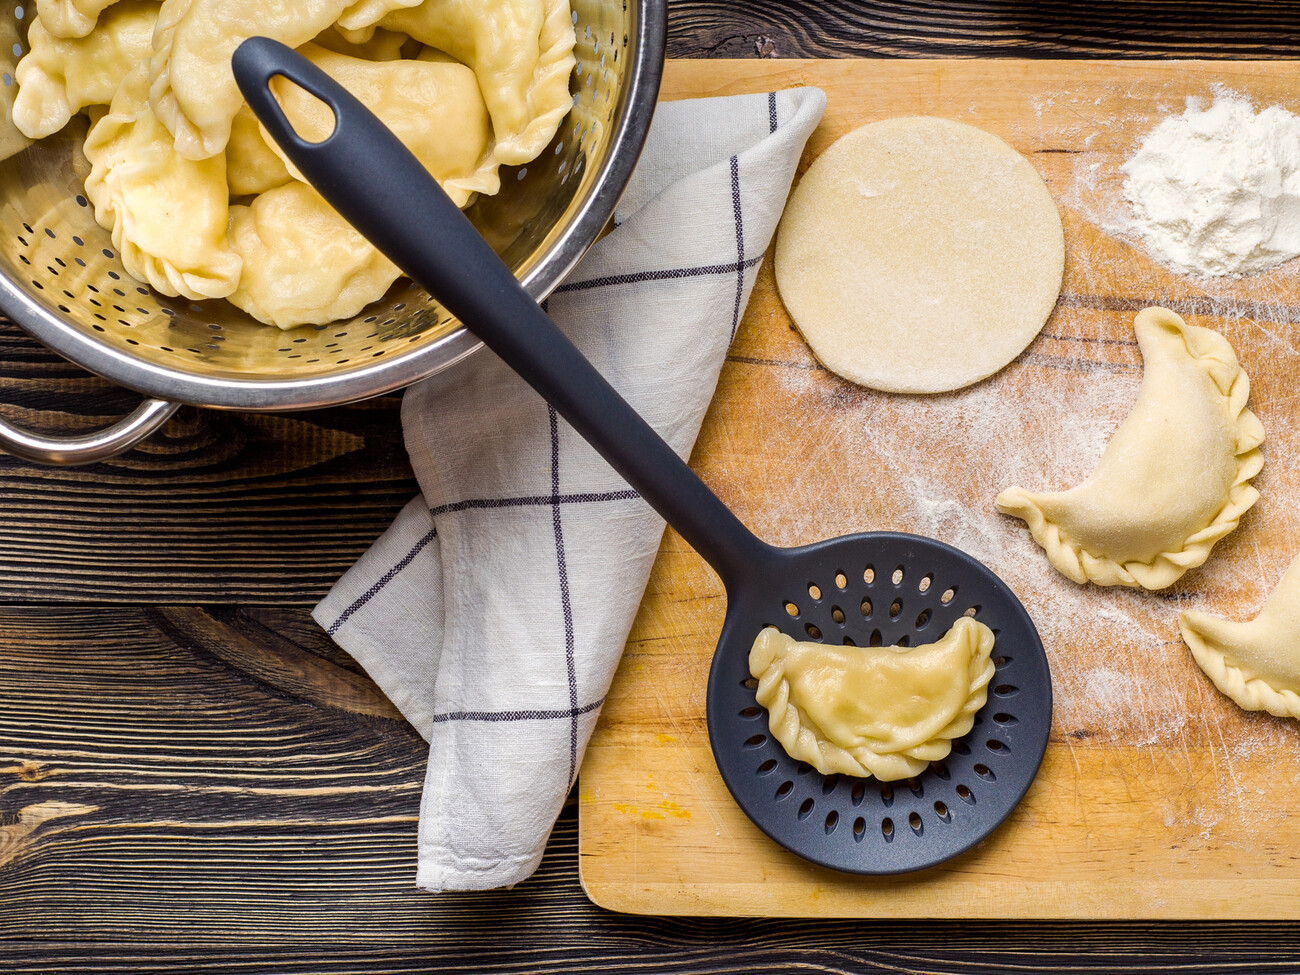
0;0;667;411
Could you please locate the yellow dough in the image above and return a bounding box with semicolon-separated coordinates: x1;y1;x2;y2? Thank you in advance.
773;116;1064;394
748;618;995;781
12;2;158;140
83;64;241;300
997;307;1264;590
35;0;123;38
1180;553;1300;719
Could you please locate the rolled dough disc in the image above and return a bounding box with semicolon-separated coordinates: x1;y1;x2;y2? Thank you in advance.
774;116;1065;394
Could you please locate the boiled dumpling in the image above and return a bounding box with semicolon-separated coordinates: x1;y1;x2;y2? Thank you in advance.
148;0;355;159
35;0;122;38
997;307;1264;590
352;0;576;166
310;23;411;61
749;617;996;781
266;44;496;207
12;1;158;140
83;63;241;299
225;104;292;197
226;181;400;329
1180;553;1300;719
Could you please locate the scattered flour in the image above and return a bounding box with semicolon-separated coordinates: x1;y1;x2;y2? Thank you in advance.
1122;94;1300;277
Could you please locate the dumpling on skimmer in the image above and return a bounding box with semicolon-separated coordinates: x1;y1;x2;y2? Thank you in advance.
265;44;496;206
83;63;241;300
997;307;1264;590
341;0;576;166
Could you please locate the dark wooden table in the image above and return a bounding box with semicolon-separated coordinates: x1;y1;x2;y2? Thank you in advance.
5;4;1300;972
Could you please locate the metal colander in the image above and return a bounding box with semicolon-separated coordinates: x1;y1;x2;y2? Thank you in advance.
0;0;665;463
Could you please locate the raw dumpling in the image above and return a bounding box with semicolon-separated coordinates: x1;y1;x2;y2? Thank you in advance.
363;0;576;166
12;1;158;139
266;44;496;207
35;0;122;38
749;617;996;781
997;307;1264;590
225;105;291;196
1180;553;1300;719
148;0;355;159
226;181;400;329
83;64;241;299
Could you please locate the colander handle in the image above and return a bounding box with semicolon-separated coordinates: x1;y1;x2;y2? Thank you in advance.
234;37;775;589
0;397;179;465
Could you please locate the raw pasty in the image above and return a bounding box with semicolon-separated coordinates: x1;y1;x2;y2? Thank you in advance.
83;64;241;299
225;104;291;197
267;44;496;207
35;0;122;38
361;0;576;165
1180;553;1300;719
148;0;355;159
997;307;1264;590
749;617;996;781
226;181;400;329
12;1;158;139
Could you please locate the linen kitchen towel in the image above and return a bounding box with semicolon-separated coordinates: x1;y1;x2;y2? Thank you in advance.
315;87;826;891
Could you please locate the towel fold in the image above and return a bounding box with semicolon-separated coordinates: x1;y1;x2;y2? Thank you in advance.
314;86;826;890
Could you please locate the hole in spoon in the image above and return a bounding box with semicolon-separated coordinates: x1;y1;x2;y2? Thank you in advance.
784;601;799;617
807;583;822;600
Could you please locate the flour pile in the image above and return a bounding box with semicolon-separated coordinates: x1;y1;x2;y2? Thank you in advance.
1122;95;1300;277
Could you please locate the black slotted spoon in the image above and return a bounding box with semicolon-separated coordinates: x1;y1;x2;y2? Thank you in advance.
234;38;1052;875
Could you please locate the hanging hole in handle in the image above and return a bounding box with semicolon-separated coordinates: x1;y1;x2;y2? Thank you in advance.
268;72;339;144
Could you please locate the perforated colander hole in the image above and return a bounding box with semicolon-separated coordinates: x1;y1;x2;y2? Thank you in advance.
831;606;845;625
860;598;872;618
797;798;814;820
775;781;793;800
757;759;777;775
824;810;838;834
915;608;932;629
889;599;902;619
934;801;951;822
807;583;821;600
740;706;762;719
853;817;865;841
881;818;894;841
973;763;995;780
804;624;822;640
941;587;956;604
744;734;765;747
892;566;904;585
956;784;975;804
834;571;847;589
864;565;875;584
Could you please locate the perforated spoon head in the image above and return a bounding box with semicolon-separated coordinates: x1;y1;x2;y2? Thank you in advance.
707;531;1051;875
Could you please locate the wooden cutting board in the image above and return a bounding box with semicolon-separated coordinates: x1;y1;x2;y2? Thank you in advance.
578;59;1300;918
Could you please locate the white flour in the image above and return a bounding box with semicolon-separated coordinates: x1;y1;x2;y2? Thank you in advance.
1122;94;1300;277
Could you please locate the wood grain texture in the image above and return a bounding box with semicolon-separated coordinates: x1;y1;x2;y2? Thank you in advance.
668;0;1300;59
5;607;1300;973
583;58;1300;918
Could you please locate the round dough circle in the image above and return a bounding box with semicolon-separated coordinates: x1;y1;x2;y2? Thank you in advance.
774;116;1065;394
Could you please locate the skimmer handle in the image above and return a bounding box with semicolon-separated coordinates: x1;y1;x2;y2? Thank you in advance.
233;38;774;588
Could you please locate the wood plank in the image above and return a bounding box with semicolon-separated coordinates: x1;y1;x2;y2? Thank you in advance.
668;0;1300;59
582;59;1300;917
